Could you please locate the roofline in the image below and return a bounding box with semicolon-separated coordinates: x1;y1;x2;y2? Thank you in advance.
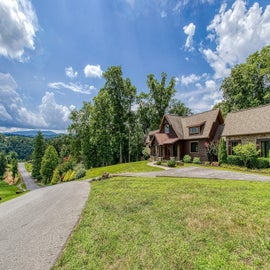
226;103;270;115
222;131;270;137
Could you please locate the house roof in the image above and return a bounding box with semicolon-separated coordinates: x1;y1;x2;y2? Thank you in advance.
163;109;223;140
222;103;270;137
154;133;180;145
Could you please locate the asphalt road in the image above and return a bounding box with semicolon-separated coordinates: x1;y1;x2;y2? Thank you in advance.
18;162;39;190
0;181;90;270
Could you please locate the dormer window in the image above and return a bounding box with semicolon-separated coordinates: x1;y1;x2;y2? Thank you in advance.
164;124;170;134
189;127;199;135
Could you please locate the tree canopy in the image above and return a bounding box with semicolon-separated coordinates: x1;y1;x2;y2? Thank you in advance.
216;45;270;115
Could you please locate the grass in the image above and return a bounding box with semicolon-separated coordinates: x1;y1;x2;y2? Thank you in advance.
82;160;163;179
25;162;32;172
54;176;270;269
0;181;24;203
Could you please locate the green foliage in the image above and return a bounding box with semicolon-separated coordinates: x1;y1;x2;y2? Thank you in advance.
217;45;270;115
252;158;269;169
218;138;227;164
167;158;176;167
226;155;243;166
63;169;75;182
193;157;201;164
233;143;259;168
183;155;192;163
75;168;86;179
205;141;218;163
51;168;61;185
0;152;7;180
167;98;192;116
32;131;46;180
156;160;162;165
0;181;24;203
40;145;59;184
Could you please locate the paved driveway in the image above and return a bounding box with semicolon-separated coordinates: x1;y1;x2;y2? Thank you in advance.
0;181;90;270
118;166;270;182
18;162;39;190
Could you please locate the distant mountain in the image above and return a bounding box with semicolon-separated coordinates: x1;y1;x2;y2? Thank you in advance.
2;130;60;138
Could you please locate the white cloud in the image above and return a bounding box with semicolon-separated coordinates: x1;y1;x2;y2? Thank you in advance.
0;0;38;61
0;73;73;130
180;73;201;86
65;67;78;79
39;92;73;129
84;64;103;78
183;23;196;51
48;82;96;95
203;0;270;79
161;11;167;18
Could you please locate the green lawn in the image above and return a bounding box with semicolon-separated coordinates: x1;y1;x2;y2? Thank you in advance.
54;177;270;269
0;181;23;203
83;160;163;179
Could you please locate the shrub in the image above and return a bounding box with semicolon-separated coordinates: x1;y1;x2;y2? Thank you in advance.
256;158;269;169
156;160;162;165
142;148;150;160
233;143;259;167
51;169;61;185
167;158;176;167
218;138;227;164
193;157;201;164
227;155;242;166
204;141;218;162
183;155;192;163
75;168;86;179
63;170;73;182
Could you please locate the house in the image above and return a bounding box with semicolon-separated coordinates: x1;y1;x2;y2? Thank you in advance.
149;109;224;162
222;104;270;157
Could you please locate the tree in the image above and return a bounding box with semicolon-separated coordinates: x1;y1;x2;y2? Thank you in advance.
217;45;270;115
167;98;192;116
9;151;18;179
147;72;176;130
218;138;227;165
0;152;7;180
51;168;61;185
233;143;259;168
40;145;59;184
32;131;46;180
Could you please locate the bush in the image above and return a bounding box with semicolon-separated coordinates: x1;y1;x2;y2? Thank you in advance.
183;155;192;163
256;158;269;169
192;157;200;164
218;138;227;164
63;170;73;182
156;160;162;165
167;158;176;167
233;143;259;167
51;169;61;185
75;168;86;179
227;155;242;166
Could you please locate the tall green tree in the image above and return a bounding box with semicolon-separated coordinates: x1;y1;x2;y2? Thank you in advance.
0;152;7;180
147;72;176;130
216;45;270;115
167;98;192;116
40;145;59;184
218;138;227;165
32;131;46;180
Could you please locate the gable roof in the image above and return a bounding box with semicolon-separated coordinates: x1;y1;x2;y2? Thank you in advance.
222;103;270;137
159;109;223;140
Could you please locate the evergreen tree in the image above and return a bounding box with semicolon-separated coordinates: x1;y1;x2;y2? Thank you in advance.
32;131;46;180
40;145;59;184
0;152;7;180
218;138;227;164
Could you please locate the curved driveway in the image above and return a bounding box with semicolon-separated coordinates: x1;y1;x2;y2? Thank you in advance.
18;162;39;190
119;165;270;182
0;181;90;270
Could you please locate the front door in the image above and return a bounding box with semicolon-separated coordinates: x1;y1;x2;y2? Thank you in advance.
165;146;171;160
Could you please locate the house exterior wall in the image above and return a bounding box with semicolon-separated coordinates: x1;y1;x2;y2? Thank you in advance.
182;139;208;162
223;133;270;156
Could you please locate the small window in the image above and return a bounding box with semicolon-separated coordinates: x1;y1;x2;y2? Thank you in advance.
231;141;239;155
261;141;270;158
189;127;199;135
164;124;170;134
190;142;198;153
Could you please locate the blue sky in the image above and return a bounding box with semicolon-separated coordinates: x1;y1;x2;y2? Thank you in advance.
0;0;269;132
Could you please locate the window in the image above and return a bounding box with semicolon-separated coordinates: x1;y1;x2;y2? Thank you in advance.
231;141;239;155
189;127;199;135
228;141;240;155
190;142;198;153
261;141;270;158
164;124;170;134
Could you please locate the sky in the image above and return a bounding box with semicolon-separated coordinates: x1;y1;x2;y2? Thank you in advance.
0;0;270;132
